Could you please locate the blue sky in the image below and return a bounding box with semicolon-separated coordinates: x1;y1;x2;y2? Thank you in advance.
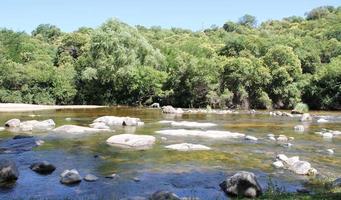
1;0;340;33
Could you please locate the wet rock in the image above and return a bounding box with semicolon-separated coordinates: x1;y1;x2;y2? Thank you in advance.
106;134;156;149
94;116;144;126
282;112;293;117
300;113;312;122
0;159;19;185
268;136;276;141
32;119;55;131
89;122;110;129
4;119;20;127
277;154;289;162
60;169;82;185
294;125;304;132
84;174;98;182
156;129;245;139
274;154;317;176
150;103;160;108
105;173;119;179
0;136;40;153
165;143;211;151
283;143;293;148
150;190;180;200
272;161;284;168
52;125;111;135
331;178;341;189
0;127;5;131
65;118;72;121
267;134;275;137
245;135;258;141
30;161;56;174
317;118;328;123
291;110;303;114
277;135;288;142
132;177;140;182
162;105;184;114
219;171;262;198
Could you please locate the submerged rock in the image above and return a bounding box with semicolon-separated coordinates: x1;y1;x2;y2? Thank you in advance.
150;103;160;108
5;119;55;132
156;129;245;139
165;143;211;151
0;159;19;186
300;113;312;122
294;125;305;132
0;136;41;153
106;134;156;149
60;169;82;185
94;116;144;126
52;125;111;135
219;171;262;198
150;190;180;200
317;118;329;123
30;161;56;174
84;174;98;182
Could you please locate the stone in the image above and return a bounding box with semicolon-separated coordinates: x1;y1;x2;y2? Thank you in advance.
331;178;341;189
150;103;160;108
277;135;288;142
322;132;333;138
52;125;111;135
84;174;98;182
106;134;156;149
219;171;262;198
290;161;312;175
267;134;275;137
156;129;245;139
165;143;211;151
284;156;300;166
283;143;293;148
327;149;334;154
294;125;305;132
32;119;55;131
272;161;284;168
276;154;288;162
94;116;143;126
300;113;312;122
60;169;82;184
317;118;329;123
162;105;184;114
245;135;258;141
170;121;217;128
150;191;180;200
30;161;56;174
0;127;5;131
0;136;40;153
0;159;19;185
4;119;21;127
89;122;110;129
282;112;293;117
269;136;276;141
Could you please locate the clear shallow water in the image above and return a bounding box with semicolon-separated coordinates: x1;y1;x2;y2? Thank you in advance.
0;107;340;199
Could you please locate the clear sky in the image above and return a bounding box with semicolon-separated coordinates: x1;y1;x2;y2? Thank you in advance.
1;0;340;33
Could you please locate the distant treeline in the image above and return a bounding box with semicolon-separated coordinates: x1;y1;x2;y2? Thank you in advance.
0;6;340;109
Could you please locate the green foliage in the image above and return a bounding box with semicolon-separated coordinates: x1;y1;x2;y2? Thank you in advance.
0;6;340;110
294;103;309;113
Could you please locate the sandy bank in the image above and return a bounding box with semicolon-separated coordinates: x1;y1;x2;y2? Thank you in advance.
0;103;106;112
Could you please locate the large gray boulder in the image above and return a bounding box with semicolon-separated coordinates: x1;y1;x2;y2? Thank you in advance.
60;169;82;185
106;134;156;149
0;159;19;185
150;191;180;200
219;171;262;198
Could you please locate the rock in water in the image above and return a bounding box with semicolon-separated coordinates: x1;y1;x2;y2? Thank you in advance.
60;169;82;185
300;113;312;122
165;143;211;151
245;135;258;141
219;171;262;198
162;105;183;114
294;125;305;132
150;190;180;200
30;161;56;174
84;174;98;182
0;159;19;186
4;119;21;127
53;125;111;135
106;134;156;149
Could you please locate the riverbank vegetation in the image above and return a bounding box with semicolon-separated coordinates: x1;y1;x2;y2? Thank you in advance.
0;6;340;110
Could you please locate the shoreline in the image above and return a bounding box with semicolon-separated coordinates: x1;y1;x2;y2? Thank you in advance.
0;103;106;112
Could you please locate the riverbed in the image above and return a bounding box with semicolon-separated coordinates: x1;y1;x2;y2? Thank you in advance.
0;107;340;199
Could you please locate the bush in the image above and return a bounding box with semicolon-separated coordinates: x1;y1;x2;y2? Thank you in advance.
294;103;309;113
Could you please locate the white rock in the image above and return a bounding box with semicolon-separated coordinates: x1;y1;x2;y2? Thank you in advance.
89;122;110;129
170;121;217;128
106;134;156;149
267;134;275;137
283;143;293;148
294;125;305;132
290;161;312;175
272;161;284;168
285;156;300;166
276;154;288;162
322;132;333;138
317;118;329;123
289;137;294;141
5;119;21;127
245;135;258;141
94;116;143;126
156;129;245;139
0;127;4;131
32;119;55;131
65;118;72;121
277;135;288;142
165;143;211;151
53;125;111;135
300;113;312;122
269;136;276;141
327;149;334;154
331;130;341;135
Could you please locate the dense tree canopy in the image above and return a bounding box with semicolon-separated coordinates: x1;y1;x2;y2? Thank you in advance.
0;6;340;109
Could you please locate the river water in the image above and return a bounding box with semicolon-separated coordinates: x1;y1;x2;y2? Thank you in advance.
0;107;340;199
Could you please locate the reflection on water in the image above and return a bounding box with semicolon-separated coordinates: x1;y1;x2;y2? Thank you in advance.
0;107;340;199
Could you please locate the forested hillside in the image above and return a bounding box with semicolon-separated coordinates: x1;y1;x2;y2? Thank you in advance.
0;6;340;109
